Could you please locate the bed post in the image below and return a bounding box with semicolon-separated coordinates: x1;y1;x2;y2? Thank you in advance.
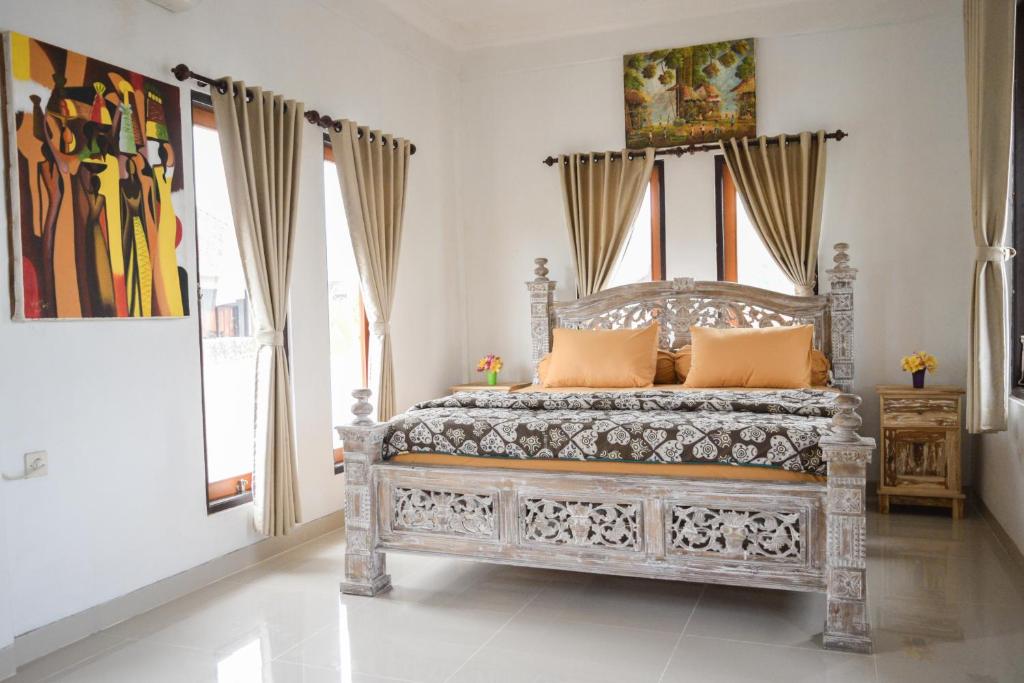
821;393;874;653
336;388;391;597
827;243;857;393
527;257;556;384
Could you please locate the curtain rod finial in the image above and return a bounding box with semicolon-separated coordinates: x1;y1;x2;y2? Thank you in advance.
171;63;191;82
304;110;321;125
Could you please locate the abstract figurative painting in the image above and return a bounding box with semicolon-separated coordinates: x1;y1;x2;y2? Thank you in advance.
623;39;756;149
2;32;188;319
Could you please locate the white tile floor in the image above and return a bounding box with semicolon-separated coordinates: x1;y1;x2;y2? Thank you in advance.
9;505;1024;683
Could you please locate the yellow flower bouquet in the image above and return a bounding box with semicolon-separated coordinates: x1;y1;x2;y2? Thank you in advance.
900;351;937;388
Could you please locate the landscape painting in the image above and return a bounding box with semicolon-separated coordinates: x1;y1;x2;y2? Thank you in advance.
3;32;188;320
624;39;756;149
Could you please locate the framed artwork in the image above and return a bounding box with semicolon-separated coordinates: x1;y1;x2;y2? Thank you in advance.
623;39;756;149
2;32;189;320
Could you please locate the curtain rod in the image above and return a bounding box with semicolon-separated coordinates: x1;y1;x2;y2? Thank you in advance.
541;129;847;166
171;63;417;155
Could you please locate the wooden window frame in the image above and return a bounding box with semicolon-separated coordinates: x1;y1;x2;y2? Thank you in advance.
650;160;667;280
1012;3;1024;397
192;91;254;513
324;137;370;473
715;156;738;282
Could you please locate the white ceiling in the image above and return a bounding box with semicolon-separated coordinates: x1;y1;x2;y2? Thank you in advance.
372;0;826;50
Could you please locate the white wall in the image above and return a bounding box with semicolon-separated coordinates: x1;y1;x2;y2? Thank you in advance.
979;403;1024;553
0;482;12;678
0;0;462;638
457;0;974;479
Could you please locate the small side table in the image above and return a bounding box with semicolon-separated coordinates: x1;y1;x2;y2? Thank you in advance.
449;381;531;394
876;385;965;519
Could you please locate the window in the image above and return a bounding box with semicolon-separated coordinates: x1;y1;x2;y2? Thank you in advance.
192;93;256;511
1012;3;1024;394
323;142;369;472
715;157;797;294
607;161;666;287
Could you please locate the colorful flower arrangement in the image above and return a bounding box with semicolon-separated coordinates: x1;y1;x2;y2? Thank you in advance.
900;351;937;374
476;354;503;373
477;354;503;385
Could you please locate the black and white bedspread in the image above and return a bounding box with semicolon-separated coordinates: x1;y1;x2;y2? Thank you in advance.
383;390;840;476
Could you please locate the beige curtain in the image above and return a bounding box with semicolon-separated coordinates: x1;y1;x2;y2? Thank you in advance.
212;79;303;535
720;132;827;296
559;149;655;296
965;0;1016;434
327;121;411;422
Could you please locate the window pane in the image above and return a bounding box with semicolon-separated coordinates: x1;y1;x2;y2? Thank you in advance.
324;158;364;448
194;121;258;485
606;185;653;288
735;198;793;294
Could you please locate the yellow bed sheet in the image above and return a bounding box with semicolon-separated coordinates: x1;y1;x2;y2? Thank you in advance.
388;453;825;484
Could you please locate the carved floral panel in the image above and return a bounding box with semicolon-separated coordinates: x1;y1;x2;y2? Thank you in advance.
392;487;496;539
557;295;822;351
520;497;642;551
669;504;803;563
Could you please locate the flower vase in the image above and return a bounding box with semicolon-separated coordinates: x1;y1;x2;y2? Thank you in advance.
486;370;498;386
912;369;925;389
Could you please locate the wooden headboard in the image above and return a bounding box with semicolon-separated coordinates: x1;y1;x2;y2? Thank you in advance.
526;243;858;391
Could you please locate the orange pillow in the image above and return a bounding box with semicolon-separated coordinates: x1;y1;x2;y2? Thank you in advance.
674;345;692;381
539;347;677;385
811;349;830;387
683;325;814;389
654;349;677;384
542;324;659;388
677;340;827;386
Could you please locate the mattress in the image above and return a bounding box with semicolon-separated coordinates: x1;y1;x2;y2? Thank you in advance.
388;452;824;483
383;389;840;478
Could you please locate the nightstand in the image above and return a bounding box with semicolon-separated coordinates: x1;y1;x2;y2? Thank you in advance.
449;381;531;394
876;385;965;519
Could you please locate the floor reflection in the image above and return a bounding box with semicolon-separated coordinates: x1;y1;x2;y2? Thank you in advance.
217;637;264;682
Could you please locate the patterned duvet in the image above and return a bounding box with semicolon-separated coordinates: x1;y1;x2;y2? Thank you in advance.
383;390;839;477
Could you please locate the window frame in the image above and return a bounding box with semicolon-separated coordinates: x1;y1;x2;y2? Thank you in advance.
191;91;255;514
323;137;370;473
1011;2;1024;396
714;156;817;294
650;160;667;281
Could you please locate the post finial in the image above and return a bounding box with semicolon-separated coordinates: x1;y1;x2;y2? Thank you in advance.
833;242;849;265
533;257;549;282
829;243;856;275
830;393;863;442
351;388;375;426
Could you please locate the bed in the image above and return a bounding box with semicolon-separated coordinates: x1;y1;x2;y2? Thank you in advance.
337;242;874;654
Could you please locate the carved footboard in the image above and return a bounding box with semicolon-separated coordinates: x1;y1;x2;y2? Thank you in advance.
337;390;874;653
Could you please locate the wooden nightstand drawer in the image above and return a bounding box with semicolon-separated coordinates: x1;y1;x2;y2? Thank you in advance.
881;396;959;428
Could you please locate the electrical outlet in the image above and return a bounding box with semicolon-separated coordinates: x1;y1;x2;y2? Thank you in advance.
24;451;47;478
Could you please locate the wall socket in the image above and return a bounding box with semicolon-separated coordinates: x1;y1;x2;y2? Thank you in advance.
24;451;47;478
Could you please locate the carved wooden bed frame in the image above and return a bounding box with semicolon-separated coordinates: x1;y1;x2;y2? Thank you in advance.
337;243;875;653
